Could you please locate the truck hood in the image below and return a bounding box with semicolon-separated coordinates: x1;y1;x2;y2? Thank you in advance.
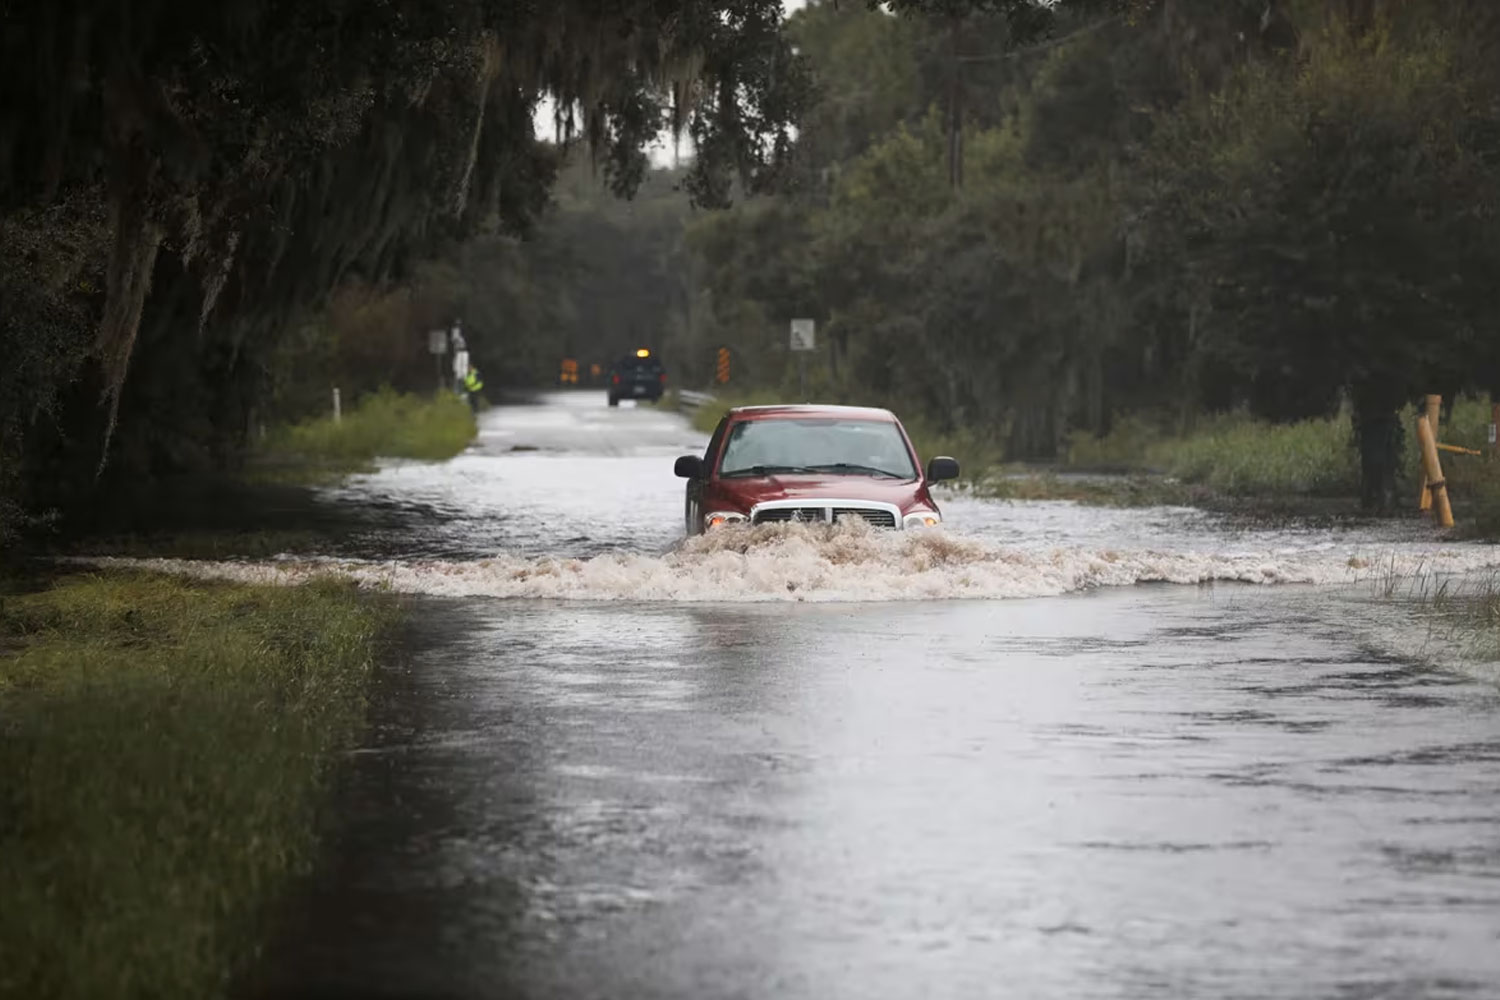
713;474;926;510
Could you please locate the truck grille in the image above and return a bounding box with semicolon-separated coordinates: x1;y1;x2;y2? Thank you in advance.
833;507;897;528
751;505;899;528
753;507;828;525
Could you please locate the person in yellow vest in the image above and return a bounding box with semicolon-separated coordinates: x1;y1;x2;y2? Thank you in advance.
463;365;484;412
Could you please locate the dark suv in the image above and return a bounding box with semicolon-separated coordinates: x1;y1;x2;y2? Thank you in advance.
607;351;666;406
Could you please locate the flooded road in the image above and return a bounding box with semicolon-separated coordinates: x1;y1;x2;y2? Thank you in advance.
227;393;1500;999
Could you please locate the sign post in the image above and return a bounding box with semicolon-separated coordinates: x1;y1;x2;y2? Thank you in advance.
428;329;448;393
790;319;815;400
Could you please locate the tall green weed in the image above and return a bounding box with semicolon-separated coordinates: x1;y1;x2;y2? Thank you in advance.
0;573;392;999
260;387;476;472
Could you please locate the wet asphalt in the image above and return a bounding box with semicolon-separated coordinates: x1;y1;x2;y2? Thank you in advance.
244;393;1500;1000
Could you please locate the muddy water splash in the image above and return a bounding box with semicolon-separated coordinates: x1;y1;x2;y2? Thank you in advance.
80;520;1500;603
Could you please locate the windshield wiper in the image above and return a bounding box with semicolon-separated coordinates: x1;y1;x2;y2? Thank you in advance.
805;463;909;479
720;464;816;479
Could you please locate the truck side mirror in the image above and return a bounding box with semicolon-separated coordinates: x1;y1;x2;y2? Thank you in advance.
926;456;960;482
674;455;705;479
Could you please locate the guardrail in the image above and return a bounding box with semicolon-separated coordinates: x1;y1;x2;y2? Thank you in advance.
677;389;717;411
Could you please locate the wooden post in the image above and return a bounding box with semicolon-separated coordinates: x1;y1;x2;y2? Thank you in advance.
333;387;342;424
1416;414;1454;528
1418;394;1441;511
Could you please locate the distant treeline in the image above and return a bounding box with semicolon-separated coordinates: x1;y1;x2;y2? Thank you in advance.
662;0;1500;508
5;0;1500;530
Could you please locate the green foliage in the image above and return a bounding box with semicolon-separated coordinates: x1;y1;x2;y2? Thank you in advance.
1065;410;1360;496
1149;413;1361;497
787;4;924;170
0;572;392;1000
1134;3;1500;504
1064;415;1169;471
0;0;813;522
664;0;1500;511
258;388;476;477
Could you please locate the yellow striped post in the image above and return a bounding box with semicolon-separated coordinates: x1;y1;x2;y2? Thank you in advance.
1418;394;1441;511
1416;413;1454;529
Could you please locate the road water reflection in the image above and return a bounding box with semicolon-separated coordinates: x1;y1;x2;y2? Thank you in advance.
229;393;1500;999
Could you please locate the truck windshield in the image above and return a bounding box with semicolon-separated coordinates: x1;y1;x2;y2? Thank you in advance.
718;418;917;480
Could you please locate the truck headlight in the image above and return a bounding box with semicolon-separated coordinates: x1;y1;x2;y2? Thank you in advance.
903;511;941;529
705;511;748;529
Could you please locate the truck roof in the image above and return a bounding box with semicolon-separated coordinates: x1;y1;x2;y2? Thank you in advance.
728;404;898;422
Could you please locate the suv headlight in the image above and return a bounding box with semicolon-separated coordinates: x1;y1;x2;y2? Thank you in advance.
705;511;748;530
903;511;941;529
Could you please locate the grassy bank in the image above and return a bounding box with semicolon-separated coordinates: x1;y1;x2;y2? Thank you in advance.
0;572;393;1000
1063;398;1500;518
1065;411;1362;496
252;387;476;481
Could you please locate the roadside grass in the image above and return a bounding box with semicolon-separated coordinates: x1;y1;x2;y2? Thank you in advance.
1063;414;1166;472
250;387;476;481
67;529;335;561
975;471;1212;507
1146;412;1360;496
1063;411;1358;494
0;572;393;1000
1367;562;1500;672
1424;583;1500;665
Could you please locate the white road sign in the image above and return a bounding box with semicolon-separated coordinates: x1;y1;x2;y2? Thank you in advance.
428;329;448;354
790;318;816;352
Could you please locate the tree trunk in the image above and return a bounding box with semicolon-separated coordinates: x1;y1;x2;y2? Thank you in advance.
1007;397;1058;460
1350;379;1402;511
946;17;963;190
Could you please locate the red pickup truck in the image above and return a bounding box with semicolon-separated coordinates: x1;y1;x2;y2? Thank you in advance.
673;404;959;536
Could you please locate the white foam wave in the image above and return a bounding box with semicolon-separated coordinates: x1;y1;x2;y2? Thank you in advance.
72;522;1500;604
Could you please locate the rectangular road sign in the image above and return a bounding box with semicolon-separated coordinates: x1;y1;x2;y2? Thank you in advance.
428;330;448;354
790;318;816;352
